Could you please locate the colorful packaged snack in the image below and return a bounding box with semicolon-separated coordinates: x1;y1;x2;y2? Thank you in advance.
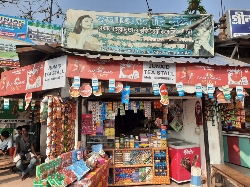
67;164;87;181
60;152;73;168
59;168;77;185
33;179;48;187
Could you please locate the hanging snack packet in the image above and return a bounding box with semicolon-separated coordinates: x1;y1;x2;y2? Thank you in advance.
122;86;130;104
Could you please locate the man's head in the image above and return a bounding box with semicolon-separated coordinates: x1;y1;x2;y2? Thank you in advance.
16;126;23;136
22;125;30;136
0;131;10;140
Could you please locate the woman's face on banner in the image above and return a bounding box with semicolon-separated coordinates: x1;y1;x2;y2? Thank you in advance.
81;17;93;30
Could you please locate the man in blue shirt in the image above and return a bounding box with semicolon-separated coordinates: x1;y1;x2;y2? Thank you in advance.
0;131;13;155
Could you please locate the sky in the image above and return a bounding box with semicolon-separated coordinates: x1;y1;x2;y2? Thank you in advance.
0;0;249;24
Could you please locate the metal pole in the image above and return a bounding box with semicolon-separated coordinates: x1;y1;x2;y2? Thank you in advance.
202;97;211;187
49;0;53;23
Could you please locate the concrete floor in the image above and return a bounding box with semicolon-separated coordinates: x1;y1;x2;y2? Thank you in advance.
0;163;249;187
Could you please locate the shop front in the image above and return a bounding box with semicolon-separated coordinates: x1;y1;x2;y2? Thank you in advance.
65;55;206;186
64;50;250;186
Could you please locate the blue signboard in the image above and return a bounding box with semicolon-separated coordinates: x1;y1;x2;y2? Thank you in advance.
226;10;250;38
0;14;62;67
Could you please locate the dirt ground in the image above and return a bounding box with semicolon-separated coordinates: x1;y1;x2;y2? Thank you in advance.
0;168;191;187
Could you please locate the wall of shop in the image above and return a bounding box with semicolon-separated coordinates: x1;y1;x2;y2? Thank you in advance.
168;98;224;176
207;120;223;165
168;98;207;175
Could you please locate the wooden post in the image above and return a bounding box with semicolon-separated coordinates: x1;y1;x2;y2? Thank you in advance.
202;97;211;187
78;96;82;142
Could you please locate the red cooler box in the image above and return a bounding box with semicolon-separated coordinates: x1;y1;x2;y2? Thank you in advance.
169;142;200;183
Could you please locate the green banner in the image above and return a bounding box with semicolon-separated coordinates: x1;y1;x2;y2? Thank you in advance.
0;101;24;119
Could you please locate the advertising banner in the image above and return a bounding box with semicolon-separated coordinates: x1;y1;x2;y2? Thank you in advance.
226;10;250;38
67;56;177;84
64;10;214;57
0;14;62;67
176;63;250;87
67;56;250;88
0;56;67;96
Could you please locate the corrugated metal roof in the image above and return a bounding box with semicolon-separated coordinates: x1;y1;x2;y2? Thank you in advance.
73;52;250;67
16;44;250;67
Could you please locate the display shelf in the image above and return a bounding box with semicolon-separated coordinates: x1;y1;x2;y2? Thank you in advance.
109;182;154;186
107;147;170;186
105;147;169;151
114;164;153;168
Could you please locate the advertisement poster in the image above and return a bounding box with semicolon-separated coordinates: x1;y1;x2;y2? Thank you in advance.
176;63;250;87
42;56;67;90
0;56;67;96
64;10;214;57
0;14;62;67
0;61;44;96
226;10;250;38
67;56;177;84
142;62;176;84
67;56;143;82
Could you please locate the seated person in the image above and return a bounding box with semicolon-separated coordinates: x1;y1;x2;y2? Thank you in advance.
13;125;38;180
14;126;23;142
0;131;13;155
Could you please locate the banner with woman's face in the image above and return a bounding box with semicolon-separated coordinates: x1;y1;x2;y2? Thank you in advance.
63;9;214;57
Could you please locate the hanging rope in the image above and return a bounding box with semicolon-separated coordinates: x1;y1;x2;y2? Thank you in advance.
145;0;152;12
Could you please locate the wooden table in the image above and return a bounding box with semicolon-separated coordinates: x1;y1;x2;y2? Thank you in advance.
211;164;250;187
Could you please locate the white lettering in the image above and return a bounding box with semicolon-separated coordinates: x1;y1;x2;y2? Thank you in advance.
183;149;194;155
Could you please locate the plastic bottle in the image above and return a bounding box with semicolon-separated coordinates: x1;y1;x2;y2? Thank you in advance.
115;137;120;149
129;135;134;148
134;136;140;148
125;137;129;148
120;136;125;149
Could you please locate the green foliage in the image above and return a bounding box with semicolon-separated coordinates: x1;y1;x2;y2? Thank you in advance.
184;0;207;14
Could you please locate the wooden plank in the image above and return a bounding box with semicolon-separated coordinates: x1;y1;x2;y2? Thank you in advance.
0;155;12;160
0;163;15;169
211;164;250;186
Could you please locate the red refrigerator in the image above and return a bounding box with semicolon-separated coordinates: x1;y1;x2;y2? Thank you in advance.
169;142;201;183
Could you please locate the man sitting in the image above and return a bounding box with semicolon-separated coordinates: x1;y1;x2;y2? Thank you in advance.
14;126;23;142
0;131;13;155
13;125;38;180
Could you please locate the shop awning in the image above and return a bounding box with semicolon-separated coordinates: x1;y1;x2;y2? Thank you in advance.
73;52;249;67
16;44;250;67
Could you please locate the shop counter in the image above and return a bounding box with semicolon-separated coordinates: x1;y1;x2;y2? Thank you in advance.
222;133;250;168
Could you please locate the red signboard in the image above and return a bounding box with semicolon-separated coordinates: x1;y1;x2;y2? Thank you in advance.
68;57;250;88
0;61;44;96
176;63;250;87
67;56;143;82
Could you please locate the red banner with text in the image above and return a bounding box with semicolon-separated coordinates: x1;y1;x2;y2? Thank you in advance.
176;63;250;87
0;56;67;96
67;56;250;88
0;61;45;96
67;56;143;82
